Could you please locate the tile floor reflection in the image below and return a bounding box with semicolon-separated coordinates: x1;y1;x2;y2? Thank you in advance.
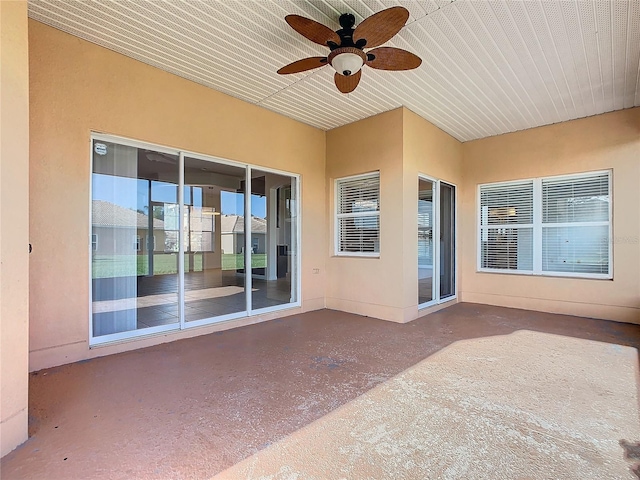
92;271;293;335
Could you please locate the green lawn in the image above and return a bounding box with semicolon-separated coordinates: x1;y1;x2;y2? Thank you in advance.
92;253;266;279
221;254;266;270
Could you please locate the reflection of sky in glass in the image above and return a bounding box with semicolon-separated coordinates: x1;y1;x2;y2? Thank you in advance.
92;174;140;210
220;191;266;218
93;174;267;217
151;181;177;204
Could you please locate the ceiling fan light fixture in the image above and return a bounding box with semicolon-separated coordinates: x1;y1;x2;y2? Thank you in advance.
331;52;363;76
328;47;366;77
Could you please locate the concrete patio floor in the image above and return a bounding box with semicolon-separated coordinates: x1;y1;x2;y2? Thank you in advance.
1;303;639;479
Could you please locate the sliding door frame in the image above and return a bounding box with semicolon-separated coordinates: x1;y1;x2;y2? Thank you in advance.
89;132;301;346
417;174;458;310
247;164;302;317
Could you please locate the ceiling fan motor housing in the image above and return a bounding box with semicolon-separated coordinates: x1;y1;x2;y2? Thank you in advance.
328;47;366;76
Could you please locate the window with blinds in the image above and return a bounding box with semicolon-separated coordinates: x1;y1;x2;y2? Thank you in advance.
335;172;380;255
541;172;610;275
480;181;534;271
478;171;611;278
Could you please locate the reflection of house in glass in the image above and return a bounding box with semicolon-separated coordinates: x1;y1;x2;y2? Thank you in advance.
91;200;215;278
92;200;165;257
221;214;266;255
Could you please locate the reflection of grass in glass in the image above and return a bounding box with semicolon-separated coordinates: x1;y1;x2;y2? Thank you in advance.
92;254;178;278
92;253;266;278
222;254;266;270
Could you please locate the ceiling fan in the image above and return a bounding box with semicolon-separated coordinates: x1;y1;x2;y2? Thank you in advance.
277;6;421;93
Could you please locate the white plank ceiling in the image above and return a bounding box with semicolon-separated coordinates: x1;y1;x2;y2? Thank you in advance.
28;0;640;142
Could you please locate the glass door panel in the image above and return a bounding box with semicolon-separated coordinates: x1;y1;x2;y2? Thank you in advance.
418;179;435;305
250;169;298;310
417;178;456;307
439;182;456;299
183;157;247;323
91;141;180;338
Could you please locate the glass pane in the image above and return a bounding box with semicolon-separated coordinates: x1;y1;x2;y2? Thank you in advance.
183;157;247;322
338;216;380;254
418;178;435;305
337;174;379;215
250;170;298;310
542;225;609;274
440;183;456;299
542;173;609;223
480;181;533;225
92;141;179;337
481;227;533;271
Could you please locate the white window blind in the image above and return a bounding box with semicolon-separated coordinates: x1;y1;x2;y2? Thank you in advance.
478;171;611;279
480;181;534;271
336;172;380;255
541;172;610;275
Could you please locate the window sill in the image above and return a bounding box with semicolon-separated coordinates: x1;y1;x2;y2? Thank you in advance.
476;269;612;281
334;253;380;259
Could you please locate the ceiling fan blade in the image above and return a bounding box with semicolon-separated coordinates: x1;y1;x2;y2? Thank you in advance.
353;7;410;49
334;70;361;93
366;47;422;71
285;15;340;47
277;57;327;75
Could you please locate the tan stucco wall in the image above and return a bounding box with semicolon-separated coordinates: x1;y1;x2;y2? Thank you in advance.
402;108;463;321
28;20;327;371
325;108;463;322
325;109;406;321
460;108;640;323
0;0;30;456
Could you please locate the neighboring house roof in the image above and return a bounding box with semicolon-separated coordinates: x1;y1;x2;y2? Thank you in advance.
220;215;238;234
92;200;165;229
221;215;266;234
92;202;267;233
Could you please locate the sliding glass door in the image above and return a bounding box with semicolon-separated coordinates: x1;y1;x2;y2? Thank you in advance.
91;141;180;339
418;178;435;305
250;169;298;311
439;182;456;300
91;135;300;344
182;156;248;325
417;176;456;308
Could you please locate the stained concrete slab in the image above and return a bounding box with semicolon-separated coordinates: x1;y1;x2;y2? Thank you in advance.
1;304;639;479
215;330;640;479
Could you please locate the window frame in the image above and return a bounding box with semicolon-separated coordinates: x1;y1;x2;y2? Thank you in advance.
334;171;381;258
477;170;612;280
